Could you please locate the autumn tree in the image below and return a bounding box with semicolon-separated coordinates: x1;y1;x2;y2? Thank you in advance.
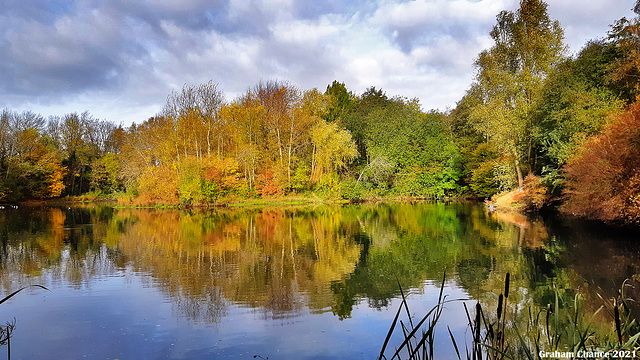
562;101;640;224
163;81;226;159
251;80;305;191
0;110;65;200
219;95;266;190
310;119;358;184
469;0;565;188
607;2;640;102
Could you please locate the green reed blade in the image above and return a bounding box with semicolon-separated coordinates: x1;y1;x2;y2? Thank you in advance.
448;325;462;360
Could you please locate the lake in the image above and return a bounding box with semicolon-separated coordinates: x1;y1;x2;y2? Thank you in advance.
1;202;639;359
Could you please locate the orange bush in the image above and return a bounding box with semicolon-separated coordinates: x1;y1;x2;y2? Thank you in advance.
255;168;280;197
137;165;180;205
562;101;640;224
522;174;550;211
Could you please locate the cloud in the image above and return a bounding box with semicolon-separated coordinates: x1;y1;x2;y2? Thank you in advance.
2;3;126;95
548;1;632;54
0;0;637;124
371;0;511;52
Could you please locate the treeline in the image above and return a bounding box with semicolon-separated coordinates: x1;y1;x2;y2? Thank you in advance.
0;110;121;200
119;80;459;202
2;0;640;224
0;81;457;204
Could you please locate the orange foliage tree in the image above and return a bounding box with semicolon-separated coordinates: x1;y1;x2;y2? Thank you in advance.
562;101;640;224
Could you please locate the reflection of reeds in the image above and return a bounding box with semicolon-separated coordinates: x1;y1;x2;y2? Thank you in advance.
1;285;49;360
380;273;640;360
0;319;16;357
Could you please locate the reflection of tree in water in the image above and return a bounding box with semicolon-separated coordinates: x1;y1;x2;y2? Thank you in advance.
2;203;639;328
173;286;228;325
328;202;564;319
0;206;122;291
107;207;363;323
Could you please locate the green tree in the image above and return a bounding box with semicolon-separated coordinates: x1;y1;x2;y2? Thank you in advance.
469;0;565;188
355;96;461;197
323;80;354;123
342;87;390;160
532;42;625;170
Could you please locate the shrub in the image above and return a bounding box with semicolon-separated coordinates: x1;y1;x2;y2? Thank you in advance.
522;174;551;211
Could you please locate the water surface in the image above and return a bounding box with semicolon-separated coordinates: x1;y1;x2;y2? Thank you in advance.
1;202;639;359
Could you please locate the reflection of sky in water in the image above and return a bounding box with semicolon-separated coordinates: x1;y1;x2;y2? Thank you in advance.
2;270;471;359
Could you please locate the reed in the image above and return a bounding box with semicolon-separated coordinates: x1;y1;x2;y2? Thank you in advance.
0;285;49;360
378;273;468;360
380;273;640;360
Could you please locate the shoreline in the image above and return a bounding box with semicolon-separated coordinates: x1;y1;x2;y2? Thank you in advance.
31;194;477;210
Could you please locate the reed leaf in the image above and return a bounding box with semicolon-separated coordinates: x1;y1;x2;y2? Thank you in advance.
398;279;415;329
0;285;49;306
379;296;406;360
614;298;622;345
447;326;462;360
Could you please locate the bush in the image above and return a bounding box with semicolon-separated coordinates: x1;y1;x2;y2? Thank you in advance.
340;178;365;200
522;174;551;211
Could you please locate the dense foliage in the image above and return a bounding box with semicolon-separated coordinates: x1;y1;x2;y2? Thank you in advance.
2;0;640;224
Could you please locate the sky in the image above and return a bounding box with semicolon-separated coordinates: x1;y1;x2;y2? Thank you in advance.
0;0;636;126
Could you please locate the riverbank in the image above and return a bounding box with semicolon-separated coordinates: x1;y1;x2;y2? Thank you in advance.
39;191;471;209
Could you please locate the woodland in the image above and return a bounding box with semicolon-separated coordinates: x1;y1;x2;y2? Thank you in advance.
1;0;640;225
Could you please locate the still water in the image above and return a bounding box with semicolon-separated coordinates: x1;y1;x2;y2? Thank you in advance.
1;202;639;359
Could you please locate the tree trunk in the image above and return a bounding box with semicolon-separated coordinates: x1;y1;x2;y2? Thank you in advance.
515;159;524;188
207;126;211;158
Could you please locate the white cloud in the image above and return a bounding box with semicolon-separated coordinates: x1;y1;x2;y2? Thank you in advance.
1;0;637;123
373;0;510;28
270;17;342;45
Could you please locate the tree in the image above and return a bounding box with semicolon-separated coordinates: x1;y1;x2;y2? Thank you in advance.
0;110;66;201
607;2;640;102
469;0;565;188
59;111;102;195
162;81;226;158
219;95;266;190
323;80;354;123
252;80;303;191
310;119;357;184
562;101;640;224
343;87;390;160
12;127;66;199
163;81;226;159
531;42;625;170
